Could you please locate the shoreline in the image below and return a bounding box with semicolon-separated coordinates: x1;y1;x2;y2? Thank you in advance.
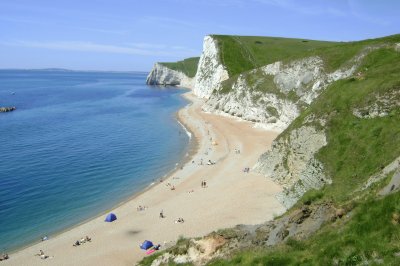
4;91;285;265
4;92;200;254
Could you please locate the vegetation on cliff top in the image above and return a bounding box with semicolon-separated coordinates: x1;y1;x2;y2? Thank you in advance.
215;34;400;94
212;35;337;76
159;57;200;78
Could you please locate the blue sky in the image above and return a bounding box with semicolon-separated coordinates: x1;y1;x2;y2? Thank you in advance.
0;0;399;71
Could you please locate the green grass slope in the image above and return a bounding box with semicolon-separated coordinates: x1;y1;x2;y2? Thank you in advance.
212;35;337;76
286;45;400;204
214;34;400;94
159;57;200;78
209;189;400;265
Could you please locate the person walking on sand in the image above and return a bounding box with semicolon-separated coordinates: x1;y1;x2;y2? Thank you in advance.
160;210;164;218
204;180;207;188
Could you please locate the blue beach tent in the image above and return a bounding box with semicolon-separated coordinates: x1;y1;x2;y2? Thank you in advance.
105;213;117;222
140;240;154;250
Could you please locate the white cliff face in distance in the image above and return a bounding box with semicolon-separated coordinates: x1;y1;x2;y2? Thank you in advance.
145;35;229;94
146;63;194;89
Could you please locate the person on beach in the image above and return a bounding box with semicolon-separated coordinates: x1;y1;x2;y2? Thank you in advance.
73;240;80;247
175;217;184;223
0;253;9;261
36;249;48;259
85;236;91;242
204;181;207;188
160;210;164;218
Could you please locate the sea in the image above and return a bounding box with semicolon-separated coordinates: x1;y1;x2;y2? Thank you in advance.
0;69;190;252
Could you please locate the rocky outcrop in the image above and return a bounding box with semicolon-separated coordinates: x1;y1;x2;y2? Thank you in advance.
148;202;338;265
193;36;229;99
254;126;330;209
0;107;16;113
395;43;400;52
146;63;194;88
360;156;400;191
353;88;400;119
203;72;299;131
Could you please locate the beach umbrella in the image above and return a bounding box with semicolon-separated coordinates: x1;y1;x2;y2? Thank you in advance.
104;213;117;222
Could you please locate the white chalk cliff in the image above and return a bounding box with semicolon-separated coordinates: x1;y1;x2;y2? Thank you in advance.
146;63;194;88
193;36;229;99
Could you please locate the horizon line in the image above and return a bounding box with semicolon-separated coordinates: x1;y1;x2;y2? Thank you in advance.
0;67;149;73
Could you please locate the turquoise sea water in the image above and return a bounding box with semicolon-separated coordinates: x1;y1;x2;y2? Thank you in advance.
0;70;190;252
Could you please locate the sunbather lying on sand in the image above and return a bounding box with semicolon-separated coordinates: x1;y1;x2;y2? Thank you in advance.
175;217;184;223
74;236;92;246
35;250;49;259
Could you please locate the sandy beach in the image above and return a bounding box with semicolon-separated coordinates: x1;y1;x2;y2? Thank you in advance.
3;92;285;266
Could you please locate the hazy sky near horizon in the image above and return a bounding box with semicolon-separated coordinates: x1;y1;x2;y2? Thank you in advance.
0;0;399;71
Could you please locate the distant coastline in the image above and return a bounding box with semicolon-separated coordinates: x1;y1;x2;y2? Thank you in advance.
0;68;148;74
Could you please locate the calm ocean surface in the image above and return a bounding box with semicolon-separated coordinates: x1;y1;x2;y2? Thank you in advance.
0;70;190;252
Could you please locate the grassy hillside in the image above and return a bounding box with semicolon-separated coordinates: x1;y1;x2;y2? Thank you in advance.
284;45;400;203
209;187;400;265
206;41;400;265
215;34;400;94
159;57;200;78
212;35;337;76
204;42;400;266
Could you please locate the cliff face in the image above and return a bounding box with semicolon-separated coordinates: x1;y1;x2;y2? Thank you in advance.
203;47;378;132
193;36;229;98
146;36;229;96
146;63;194;88
254;125;330;208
